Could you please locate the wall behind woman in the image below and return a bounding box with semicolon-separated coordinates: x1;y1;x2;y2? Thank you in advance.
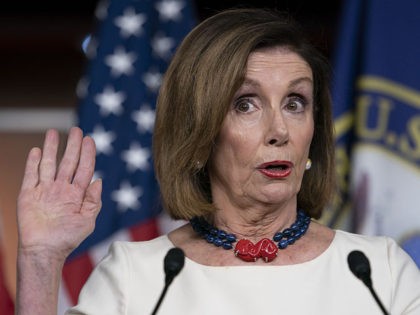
0;0;342;311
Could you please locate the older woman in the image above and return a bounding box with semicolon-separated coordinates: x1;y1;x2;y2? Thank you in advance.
16;8;420;315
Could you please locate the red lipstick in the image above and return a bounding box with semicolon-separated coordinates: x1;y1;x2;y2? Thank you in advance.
257;160;293;178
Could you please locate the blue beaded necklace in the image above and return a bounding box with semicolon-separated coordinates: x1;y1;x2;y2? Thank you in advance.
190;209;311;262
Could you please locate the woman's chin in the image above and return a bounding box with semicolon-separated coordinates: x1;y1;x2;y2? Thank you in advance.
253;187;296;206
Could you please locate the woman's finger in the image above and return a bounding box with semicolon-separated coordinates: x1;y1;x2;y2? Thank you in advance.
82;179;102;216
72;136;96;190
56;127;83;183
39;129;59;183
20;147;41;191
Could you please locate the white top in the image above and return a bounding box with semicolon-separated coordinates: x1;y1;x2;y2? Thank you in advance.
66;230;420;315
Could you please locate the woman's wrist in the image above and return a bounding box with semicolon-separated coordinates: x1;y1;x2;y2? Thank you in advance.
16;246;65;315
18;245;68;268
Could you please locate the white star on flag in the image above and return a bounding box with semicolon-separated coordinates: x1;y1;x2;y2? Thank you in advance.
90;125;116;155
95;0;110;20
114;7;147;38
142;69;162;92
105;46;137;77
111;181;143;212
92;171;103;182
94;85;126;116
131;105;155;132
85;36;98;59
76;76;89;99
152;33;175;59
121;142;151;172
155;0;185;21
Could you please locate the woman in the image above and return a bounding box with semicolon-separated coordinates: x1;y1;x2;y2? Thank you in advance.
16;8;420;315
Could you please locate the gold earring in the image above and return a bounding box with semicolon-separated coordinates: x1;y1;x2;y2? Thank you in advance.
305;158;312;170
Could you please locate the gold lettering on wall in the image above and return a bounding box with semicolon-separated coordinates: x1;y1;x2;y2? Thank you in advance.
400;116;420;159
355;95;393;140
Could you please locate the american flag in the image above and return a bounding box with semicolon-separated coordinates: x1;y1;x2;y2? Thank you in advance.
58;0;196;312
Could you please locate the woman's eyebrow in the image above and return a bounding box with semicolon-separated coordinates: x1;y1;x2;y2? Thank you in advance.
241;78;261;89
288;77;313;89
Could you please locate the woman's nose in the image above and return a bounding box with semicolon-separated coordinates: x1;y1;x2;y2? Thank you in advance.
266;110;289;146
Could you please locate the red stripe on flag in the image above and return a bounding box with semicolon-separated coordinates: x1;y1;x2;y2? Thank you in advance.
62;253;94;305
129;218;159;241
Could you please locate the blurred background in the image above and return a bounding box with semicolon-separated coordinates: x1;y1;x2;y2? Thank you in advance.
0;0;341;110
1;0;419;313
0;0;342;233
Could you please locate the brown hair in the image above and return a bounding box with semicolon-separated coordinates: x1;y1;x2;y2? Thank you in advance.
153;8;335;220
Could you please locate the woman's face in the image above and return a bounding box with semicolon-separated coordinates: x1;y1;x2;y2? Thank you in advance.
209;47;314;209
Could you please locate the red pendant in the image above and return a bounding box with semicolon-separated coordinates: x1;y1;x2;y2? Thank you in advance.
234;238;278;262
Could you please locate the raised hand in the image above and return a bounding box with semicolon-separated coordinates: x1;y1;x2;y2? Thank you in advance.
16;127;102;315
17;126;102;260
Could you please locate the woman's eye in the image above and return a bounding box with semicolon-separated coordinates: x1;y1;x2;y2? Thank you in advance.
286;97;306;112
234;98;257;113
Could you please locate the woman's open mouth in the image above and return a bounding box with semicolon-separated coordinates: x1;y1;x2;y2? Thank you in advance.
257;160;293;178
